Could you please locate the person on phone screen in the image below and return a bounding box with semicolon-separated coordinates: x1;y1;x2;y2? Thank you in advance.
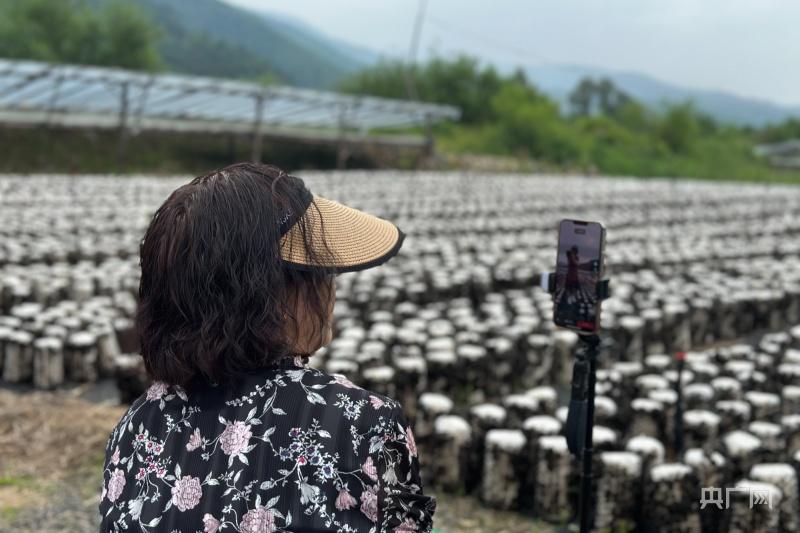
565;245;580;305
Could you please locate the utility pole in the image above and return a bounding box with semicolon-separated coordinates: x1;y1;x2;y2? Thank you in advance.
116;82;130;171
404;0;428;101
250;92;265;163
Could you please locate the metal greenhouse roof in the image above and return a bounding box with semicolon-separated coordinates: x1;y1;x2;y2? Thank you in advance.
0;59;460;133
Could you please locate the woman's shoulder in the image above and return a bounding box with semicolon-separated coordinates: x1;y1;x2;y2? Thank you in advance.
103;381;189;454
288;366;406;421
103;367;406;452
315;369;401;406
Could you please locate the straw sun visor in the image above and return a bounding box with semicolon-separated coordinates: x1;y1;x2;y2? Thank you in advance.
279;194;404;273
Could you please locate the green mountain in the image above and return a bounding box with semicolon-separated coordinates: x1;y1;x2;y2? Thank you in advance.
89;0;369;87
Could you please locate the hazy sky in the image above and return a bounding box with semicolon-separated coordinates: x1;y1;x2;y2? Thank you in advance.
224;0;800;107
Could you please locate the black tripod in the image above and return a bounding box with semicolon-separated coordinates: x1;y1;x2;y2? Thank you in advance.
542;273;609;533
571;333;601;533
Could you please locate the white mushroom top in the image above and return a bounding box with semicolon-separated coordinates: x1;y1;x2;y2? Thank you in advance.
361;366;395;382
433;415;471;444
394;356;426;373
750;463;796;482
683;448;706;468
523;415;561;435
650;463;692;482
538;435;568;452
745;391;780;406
503;394;539;411
626;435;665;462
782;385;800;400
644;354;671;369
592;426;617;444
426;350;457;364
552;330;579;346
33;336;63;350
426;337;454;352
716;400;751;417
526;386;557;403
594;396;618;416
649;389;677;405
456;344;486;360
469;403;507;424
748;421;782;437
683;410;721;427
684;383;714;400
723;430;762;456
619;316;644;330
636;374;669;391
67;331;95;347
601;451;642;476
419;392;454;414
485;429;526;453
781;414;800;430
614;361;644;376
632;398;662;413
711;376;741;392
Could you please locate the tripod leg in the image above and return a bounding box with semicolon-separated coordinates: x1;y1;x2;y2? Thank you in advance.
579;445;594;532
579;335;599;533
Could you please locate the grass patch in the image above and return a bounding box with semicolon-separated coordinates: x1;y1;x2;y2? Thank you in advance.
0;505;21;523
0;476;37;488
0;477;46;528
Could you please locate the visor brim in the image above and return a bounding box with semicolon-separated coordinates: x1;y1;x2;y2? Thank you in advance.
279;195;404;273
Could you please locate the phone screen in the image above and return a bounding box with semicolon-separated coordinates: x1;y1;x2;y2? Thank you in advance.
553;219;605;332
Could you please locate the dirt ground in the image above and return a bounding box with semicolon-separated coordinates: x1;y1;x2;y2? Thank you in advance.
0;384;552;533
0;384;126;531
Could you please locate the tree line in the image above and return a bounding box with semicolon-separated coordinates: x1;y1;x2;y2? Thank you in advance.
340;57;800;181
0;0;161;71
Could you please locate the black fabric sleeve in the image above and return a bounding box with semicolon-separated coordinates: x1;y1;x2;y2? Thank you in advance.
375;406;436;532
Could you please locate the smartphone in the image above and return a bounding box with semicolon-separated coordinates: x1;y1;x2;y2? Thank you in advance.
552;219;606;333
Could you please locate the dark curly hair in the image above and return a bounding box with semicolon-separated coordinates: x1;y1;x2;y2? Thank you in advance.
136;162;335;391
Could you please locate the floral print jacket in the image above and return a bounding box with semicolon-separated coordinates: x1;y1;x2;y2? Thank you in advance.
98;356;435;532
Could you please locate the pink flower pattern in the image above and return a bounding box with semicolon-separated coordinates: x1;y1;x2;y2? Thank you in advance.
360;485;379;523
106;468;126;503
186;427;202;451
363;456;378;481
203;513;220;533
369;395;385;409
406;426;418;458
145;381;169;401
335;488;357;511
240;506;276;533
99;359;434;532
219;421;252;456
332;374;360;389
171;475;203;512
